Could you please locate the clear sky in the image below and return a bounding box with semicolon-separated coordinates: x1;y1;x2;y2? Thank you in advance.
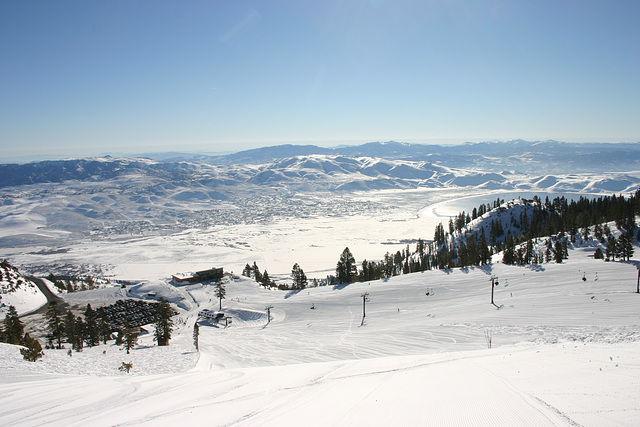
1;0;639;159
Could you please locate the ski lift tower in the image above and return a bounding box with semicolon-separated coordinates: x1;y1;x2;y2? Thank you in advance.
265;305;274;324
490;275;499;305
361;292;370;325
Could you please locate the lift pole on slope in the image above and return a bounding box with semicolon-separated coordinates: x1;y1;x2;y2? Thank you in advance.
265;305;274;324
361;292;370;325
490;275;499;305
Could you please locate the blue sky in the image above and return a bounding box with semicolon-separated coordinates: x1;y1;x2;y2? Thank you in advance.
1;0;639;159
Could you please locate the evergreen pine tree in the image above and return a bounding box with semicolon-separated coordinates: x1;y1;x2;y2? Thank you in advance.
402;259;410;274
554;241;564;263
115;328;124;346
97;308;112;344
619;231;635;261
123;320;138;354
214;283;226;310
383;252;394;277
336;247;357;284
73;317;85;352
193;322;199;351
261;270;272;287
20;333;44;362
291;263;308;289
360;260;369;282
433;223;446;245
64;311;77;348
45;301;64;349
478;230;491;265
502;237;516;265
154;298;175;346
467;235;479;266
524;240;534;264
3;305;24;345
393;251;403;276
606;235;618;261
84;304;99;347
242;264;252;277
252;262;262;282
594;223;603;242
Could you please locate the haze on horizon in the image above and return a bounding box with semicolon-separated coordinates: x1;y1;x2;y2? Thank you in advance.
1;0;639;160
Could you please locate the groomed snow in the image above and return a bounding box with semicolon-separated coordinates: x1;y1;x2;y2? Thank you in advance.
1;243;639;426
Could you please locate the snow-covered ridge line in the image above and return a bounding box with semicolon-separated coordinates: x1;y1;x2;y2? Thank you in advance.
2;153;640;195
132;139;640;173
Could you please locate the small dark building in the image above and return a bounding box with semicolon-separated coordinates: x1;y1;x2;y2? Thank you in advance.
172;267;224;284
195;267;224;281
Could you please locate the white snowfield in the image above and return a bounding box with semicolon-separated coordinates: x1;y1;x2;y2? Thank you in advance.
1;244;639;426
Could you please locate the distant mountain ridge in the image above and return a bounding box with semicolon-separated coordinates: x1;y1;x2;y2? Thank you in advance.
1;140;640;192
144;140;640;173
3;140;640;172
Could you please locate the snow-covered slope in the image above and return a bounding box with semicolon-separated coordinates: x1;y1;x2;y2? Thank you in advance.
0;261;47;319
1;243;638;426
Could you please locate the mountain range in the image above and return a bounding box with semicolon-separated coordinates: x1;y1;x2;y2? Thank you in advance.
2;140;640;189
141;140;640;172
1;139;640;249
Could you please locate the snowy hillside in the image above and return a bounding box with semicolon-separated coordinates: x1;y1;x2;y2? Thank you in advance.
0;261;46;320
1;242;638;426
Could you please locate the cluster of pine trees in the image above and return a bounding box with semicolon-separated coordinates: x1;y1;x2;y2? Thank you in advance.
425;192;639;269
331;191;639;284
242;262;275;287
43;301;145;353
1;297;177;362
290;263;308;289
241;192;639;287
499;193;637;265
243;261;317;289
0;305;43;361
47;273;99;293
58;303;109;351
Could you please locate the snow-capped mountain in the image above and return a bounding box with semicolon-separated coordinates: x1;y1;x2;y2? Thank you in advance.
7;139;639;172
3;151;640;193
135;140;640;173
